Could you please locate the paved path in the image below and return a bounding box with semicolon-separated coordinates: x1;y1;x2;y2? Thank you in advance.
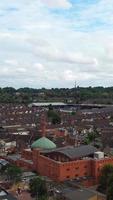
16;191;34;200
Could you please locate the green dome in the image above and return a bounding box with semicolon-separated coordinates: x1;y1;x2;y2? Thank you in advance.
31;136;56;149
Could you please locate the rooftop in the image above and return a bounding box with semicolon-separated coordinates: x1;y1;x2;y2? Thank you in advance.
45;145;97;160
0;188;17;200
30;102;67;107
61;187;105;200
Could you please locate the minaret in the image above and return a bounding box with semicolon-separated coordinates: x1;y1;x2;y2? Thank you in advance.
41;114;46;137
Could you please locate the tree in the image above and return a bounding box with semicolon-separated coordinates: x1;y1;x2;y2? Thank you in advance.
29;176;47;198
84;127;99;145
48;104;53;111
98;164;113;193
84;132;96;145
107;184;113;200
6;165;22;182
47;110;61;125
106;174;113;200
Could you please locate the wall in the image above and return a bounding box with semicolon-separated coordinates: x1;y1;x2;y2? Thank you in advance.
92;157;113;183
31;149;113;183
37;154;60;181
17;159;33;170
21;149;32;160
58;159;92;181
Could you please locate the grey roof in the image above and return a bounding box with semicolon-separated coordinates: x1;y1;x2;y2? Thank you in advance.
0;159;9;166
46;145;97;160
30;102;67;107
0;194;17;200
22;171;36;178
0;188;17;200
61;188;96;200
20;158;33;164
6;154;21;161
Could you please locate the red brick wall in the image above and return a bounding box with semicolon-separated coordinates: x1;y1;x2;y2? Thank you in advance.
17;159;33;170
37;155;60;181
92;157;113;182
21;149;32;160
35;154;113;183
57;159;92;181
32;149;40;170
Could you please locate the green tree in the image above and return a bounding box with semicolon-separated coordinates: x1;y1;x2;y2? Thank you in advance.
48;104;53;111
84;132;96;144
6;165;22;182
106;174;113;200
107;184;113;200
29;176;47;198
98;164;113;193
47;110;61;125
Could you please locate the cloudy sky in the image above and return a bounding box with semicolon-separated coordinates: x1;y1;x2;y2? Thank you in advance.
0;0;113;88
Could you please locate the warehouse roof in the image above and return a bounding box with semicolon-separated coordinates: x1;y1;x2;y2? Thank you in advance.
30;102;67;107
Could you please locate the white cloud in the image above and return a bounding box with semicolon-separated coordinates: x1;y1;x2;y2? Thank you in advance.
0;0;113;88
41;0;72;9
33;41;98;65
5;59;18;66
33;63;45;71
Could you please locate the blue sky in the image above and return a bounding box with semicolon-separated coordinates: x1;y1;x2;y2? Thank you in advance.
0;0;113;88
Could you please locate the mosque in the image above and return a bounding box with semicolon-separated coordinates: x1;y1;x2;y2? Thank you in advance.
6;119;113;186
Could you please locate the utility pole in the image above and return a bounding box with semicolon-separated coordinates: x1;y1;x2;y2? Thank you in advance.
74;81;77;103
74;81;80;104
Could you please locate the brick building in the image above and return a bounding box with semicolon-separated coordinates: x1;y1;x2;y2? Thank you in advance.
6;136;113;186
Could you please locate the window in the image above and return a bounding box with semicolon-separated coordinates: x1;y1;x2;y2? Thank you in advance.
66;168;70;171
66;176;70;179
75;174;78;177
84;166;87;168
75;167;79;170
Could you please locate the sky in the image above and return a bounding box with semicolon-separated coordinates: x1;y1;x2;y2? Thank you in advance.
0;0;113;88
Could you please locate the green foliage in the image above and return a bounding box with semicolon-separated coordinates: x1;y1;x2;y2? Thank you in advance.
0;86;113;104
71;111;76;115
47;110;61;125
6;165;22;182
29;176;47;198
84;131;99;145
38;195;48;200
48;104;53;111
2;87;16;94
98;164;113;194
107;184;113;200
